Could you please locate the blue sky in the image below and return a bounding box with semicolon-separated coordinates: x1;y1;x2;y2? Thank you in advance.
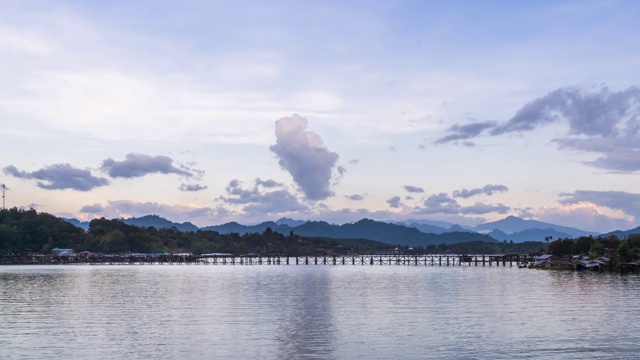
1;0;639;232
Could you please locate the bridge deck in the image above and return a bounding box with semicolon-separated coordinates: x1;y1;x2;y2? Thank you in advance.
1;254;535;266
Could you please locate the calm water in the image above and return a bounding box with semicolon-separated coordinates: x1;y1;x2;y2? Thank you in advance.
1;264;639;359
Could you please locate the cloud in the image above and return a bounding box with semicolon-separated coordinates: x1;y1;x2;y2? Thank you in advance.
435;121;497;144
403;185;425;193
219;178;307;214
255;178;282;188
535;203;633;233
79;200;232;227
461;202;510;215
419;193;461;214
269;114;339;201
80;203;105;213
4;164;109;191
453;184;509;199
387;196;402;208
242;190;307;214
437;86;640;172
497;86;640;137
345;194;365;201
179;183;208;192
555;137;640;172
584;150;640;173
559;190;640;220
101;153;199;178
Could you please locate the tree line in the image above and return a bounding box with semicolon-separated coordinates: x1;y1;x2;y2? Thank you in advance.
547;234;640;262
1;208;550;256
0;208;392;255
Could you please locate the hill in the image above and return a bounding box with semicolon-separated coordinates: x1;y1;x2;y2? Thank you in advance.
486;228;574;243
1;208;86;252
474;215;595;238
203;221;293;235
62;218;91;231
206;218;498;247
122;215;199;232
601;226;640;239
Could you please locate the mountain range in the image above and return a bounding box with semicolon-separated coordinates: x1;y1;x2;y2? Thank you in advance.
60;214;639;247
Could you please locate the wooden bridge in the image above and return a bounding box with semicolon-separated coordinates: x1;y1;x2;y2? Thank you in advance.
1;254;536;266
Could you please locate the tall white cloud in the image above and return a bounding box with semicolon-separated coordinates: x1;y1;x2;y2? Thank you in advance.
269;114;339;201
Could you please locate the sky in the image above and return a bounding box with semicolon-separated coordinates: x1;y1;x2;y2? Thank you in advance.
1;0;639;233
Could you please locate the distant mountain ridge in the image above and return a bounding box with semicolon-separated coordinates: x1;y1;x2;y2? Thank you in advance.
184;218;496;247
474;215;596;238
486;228;575;243
122;215;199;232
601;226;640;239
60;214;633;246
62;218;91;231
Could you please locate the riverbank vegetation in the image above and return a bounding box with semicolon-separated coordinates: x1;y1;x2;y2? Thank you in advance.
547;234;640;263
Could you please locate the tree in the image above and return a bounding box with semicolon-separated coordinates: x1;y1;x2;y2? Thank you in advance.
589;241;605;258
618;241;631;262
547;238;573;257
574;236;594;255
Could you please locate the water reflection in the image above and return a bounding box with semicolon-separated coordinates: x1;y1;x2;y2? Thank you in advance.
273;268;336;359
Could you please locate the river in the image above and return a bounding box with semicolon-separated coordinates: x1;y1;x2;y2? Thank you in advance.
1;264;639;359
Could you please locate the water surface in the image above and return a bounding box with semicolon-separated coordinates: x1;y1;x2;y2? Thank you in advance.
1;264;639;359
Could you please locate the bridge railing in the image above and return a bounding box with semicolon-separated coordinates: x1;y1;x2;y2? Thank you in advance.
1;254;536;266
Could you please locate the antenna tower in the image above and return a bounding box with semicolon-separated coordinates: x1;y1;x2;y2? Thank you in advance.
2;184;5;210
